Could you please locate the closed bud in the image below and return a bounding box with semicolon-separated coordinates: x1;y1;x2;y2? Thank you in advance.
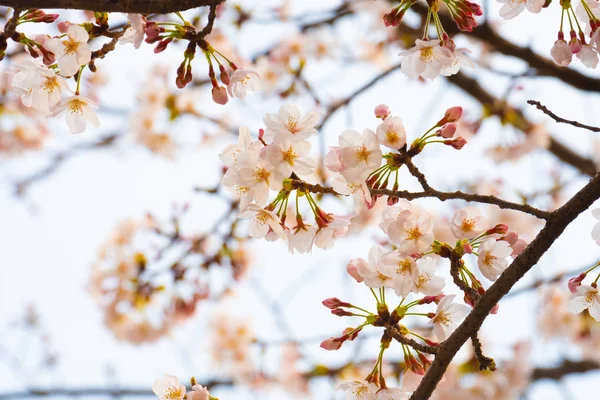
438;106;463;125
383;7;405;27
568;273;587;293
331;308;353;317
57;21;72;33
211;86;228;105
438;123;457;138
154;38;173;53
444;137;467;149
322;297;350;309
219;65;230;85
320;336;345;351
486;223;508;235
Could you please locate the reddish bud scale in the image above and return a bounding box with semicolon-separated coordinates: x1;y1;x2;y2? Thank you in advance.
418;352;432;366
383;8;406;27
424;339;439;346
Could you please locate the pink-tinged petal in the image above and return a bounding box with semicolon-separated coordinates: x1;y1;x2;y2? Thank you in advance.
68;25;89;42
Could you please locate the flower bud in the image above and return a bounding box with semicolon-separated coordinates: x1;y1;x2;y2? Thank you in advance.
438;106;463;125
57;21;72;33
219;64;230;85
568;273;587;293
331;308;353;317
438;123;457;138
444;137;467;149
501;231;519;245
374;104;391;119
383;7;406;27
154;38;173;53
486;224;508;235
211;86;228;105
320;336;344;351
322;297;350;309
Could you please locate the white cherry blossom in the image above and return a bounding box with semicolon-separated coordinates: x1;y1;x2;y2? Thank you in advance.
11;60;68;113
378;200;413;234
378;251;418;297
477;238;512;281
44;25;92;77
239;204;286;241
263;104;319;143
227;68;260;99
497;0;544;19
332;175;372;213
52;94;100;134
219;126;262;168
429;294;470;341
450;208;488;239
260;140;315;181
355;245;393;289
119;14;146;48
400;39;454;80
314;215;352;250
288;224;317;254
441;47;474;76
576;44;599;68
337;380;378;400
376;116;406;150
567;284;600;321
152;375;186;400
414;256;445;295
338;129;382;180
187;385;210;400
376;388;409;400
388;213;435;254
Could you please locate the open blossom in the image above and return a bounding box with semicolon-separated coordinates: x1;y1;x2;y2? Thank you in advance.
239;204;286;241
376;116;406;149
288;224;317;254
450;208;488;239
219;126;262;168
119;14;146;48
577;44;599;68
260;140;315;181
152;375;186;400
237;154;280;200
567;285;600;321
379;200;413;234
413;256;445;295
593;208;600;245
187;385;209;400
441;47;474;76
400;39;454;80
263;104;319;142
332;175;373;213
52;94;100;134
11;60;68;113
551;40;572;66
429;294;470;341
338;129;382;180
44;25;92;77
378;251;418;297
497;0;544;19
388;213;435;254
376;388;408;400
477;238;512;281
314;215;351;250
354;245;393;288
337;380;378;400
227;68;260;99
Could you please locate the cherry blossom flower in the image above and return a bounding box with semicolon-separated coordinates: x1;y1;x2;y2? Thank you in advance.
551;39;573;66
441;47;474;76
11;60;68;113
376;116;406;149
388;213;435;254
263;104;319;143
314;215;352;250
497;0;544;19
219;126;262;168
324;146;345;172
414;256;445;295
379;200;413;234
337;380;379;399
332;175;373;213
354;245;393;288
567;285;600;321
260;140;315;181
477;238;512;281
429;294;470;341
376;388;409;400
450;208;488;239
119;14;146;48
577;44;599;68
44;25;92;77
400;39;454;80
52;94;100;134
576;0;600;23
592;208;600;245
288;224;317;254
338;129;382;180
227;68;260;99
239;204;286;241
236;153;280;202
152;375;186;400
187;385;209;400
378;251;418;297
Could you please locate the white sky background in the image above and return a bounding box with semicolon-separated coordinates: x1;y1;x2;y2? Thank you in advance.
1;0;600;399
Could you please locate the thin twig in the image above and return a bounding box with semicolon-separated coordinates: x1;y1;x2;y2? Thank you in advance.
527;100;600;133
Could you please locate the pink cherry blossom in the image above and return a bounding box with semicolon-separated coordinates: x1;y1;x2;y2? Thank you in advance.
152;375;186;400
567;284;600;321
44;25;92;77
450;208;488;239
52;94;100;134
477;238;512;281
551;39;573;66
429;294;470;341
263;104;319;142
227;68;260;99
376;116;407;149
400;39;454;80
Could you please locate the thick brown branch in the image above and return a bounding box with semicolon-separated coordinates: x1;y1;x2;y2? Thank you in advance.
410;172;600;400
531;359;600;382
527;100;600;133
0;0;223;13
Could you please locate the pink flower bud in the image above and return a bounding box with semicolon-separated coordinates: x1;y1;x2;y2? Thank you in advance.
331;308;353;317
258;128;265;141
374;104;391;119
424;339;439;346
462;242;473;254
57;21;72;33
439;106;463;125
346;259;364;283
467;1;483;15
568;273;587;293
486;224;508;235
343;326;362;341
418;294;445;305
444;137;467;149
320;337;344;351
154;38;173;53
212;86;229;105
41;14;59;23
551;39;572;66
322;297;349;309
438;123;457;138
511;239;527;257
418;352;432;366
219;65;230;85
383;8;406;27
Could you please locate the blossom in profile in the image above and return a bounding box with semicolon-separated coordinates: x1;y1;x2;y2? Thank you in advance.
152;375;186;400
227;68;260;99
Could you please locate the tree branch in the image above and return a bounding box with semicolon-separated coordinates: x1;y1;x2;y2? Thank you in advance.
527;100;600;133
410;172;600;400
0;0;223;13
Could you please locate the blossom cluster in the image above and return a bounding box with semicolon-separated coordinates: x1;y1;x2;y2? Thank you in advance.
152;375;216;400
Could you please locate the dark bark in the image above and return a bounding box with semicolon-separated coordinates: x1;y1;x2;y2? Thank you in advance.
0;0;223;13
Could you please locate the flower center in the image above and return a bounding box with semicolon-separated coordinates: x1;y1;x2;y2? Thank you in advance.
482;252;496;267
396;259;412;275
417;272;431;287
460;218;475;233
282;146;297;165
164;388;182;399
584;291;598;307
42;76;60;92
434;311;452;326
241;75;251;84
287;117;298;132
353;385;369;397
253;167;270;183
69;99;85;115
419;46;434;64
63;38;80;55
386;130;399;144
355;146;370;162
406;227;422;241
